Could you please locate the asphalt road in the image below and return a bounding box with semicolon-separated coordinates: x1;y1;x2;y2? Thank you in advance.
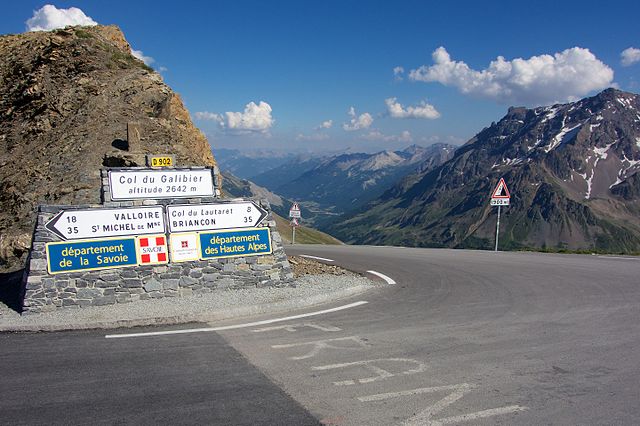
0;328;318;425
222;245;640;425
2;245;640;425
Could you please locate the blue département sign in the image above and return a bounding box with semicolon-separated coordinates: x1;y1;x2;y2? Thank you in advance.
199;228;272;260
46;237;138;274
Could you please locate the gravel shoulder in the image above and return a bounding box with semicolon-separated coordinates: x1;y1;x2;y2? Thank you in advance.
0;257;381;332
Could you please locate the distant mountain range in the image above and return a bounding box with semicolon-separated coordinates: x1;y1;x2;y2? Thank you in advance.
328;89;640;253
221;170;341;245
249;144;456;225
221;170;292;219
213;148;296;179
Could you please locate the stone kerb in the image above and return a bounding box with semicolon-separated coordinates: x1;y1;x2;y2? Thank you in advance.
21;167;292;314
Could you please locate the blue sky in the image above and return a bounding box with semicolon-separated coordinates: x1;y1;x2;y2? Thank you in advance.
2;1;639;153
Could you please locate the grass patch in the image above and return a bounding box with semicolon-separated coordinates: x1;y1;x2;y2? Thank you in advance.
111;50;154;72
74;29;93;39
273;213;342;245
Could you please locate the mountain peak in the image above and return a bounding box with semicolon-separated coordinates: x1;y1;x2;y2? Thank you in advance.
359;150;404;171
330;88;640;253
0;25;217;270
595;87;627;99
402;144;424;154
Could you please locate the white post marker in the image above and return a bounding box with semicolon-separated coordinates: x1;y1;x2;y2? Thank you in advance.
290;217;299;245
289;202;301;244
490;178;511;251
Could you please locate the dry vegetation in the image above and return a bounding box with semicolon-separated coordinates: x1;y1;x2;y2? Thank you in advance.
288;255;356;278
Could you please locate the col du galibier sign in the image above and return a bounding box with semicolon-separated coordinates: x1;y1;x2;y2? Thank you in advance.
109;169;215;200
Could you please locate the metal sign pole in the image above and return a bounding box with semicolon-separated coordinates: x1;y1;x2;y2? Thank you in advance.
292;224;296;245
495;205;501;252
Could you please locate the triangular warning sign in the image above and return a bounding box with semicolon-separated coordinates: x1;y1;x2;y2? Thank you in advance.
491;178;511;199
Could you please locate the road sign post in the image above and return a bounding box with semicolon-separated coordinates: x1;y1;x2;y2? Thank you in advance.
108;169;215;200
490;178;511;252
290;217;299;245
166;201;267;233
495;205;501;252
23;159;292;313
45;206;165;240
199;228;272;260
46;237;138;274
289;203;301;244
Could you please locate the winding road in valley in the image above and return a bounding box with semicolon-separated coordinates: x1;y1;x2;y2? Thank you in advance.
2;245;640;425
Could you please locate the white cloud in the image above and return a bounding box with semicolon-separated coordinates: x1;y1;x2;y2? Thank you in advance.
315;120;333;130
26;4;98;32
195;101;274;133
393;66;405;81
385;97;441;119
226;101;274;132
361;130;412;143
621;47;640;67
194;111;222;121
131;49;155;66
342;107;373;131
409;46;614;106
296;133;330;141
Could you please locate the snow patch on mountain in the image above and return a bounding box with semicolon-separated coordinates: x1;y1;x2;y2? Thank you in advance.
540;106;560;123
360;150;404;171
492;157;525;169
545;120;583;152
581;143;616;199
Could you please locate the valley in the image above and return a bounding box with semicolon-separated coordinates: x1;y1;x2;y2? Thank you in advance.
217;89;640;254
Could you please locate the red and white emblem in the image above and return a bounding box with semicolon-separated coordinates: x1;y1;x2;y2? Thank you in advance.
137;235;168;265
490;178;511;206
169;232;200;263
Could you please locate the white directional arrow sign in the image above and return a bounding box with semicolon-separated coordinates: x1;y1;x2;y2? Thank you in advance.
45;207;166;240
166;201;268;233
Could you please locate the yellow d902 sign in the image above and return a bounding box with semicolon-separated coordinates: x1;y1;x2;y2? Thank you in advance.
148;155;174;167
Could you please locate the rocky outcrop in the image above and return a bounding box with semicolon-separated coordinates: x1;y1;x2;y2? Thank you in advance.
0;25;216;271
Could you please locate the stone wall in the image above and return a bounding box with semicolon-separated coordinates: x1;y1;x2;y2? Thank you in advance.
20;167;292;314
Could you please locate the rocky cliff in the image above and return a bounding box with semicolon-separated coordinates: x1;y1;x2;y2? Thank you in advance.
330;89;640;253
0;25;217;271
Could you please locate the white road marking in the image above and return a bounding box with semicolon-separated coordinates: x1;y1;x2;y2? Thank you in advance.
104;301;368;339
405;383;470;425
427;405;529;425
299;254;335;262
312;358;427;386
271;336;369;360
358;384;467;402
367;270;396;285
252;322;342;333
358;384;528;425
598;256;639;260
